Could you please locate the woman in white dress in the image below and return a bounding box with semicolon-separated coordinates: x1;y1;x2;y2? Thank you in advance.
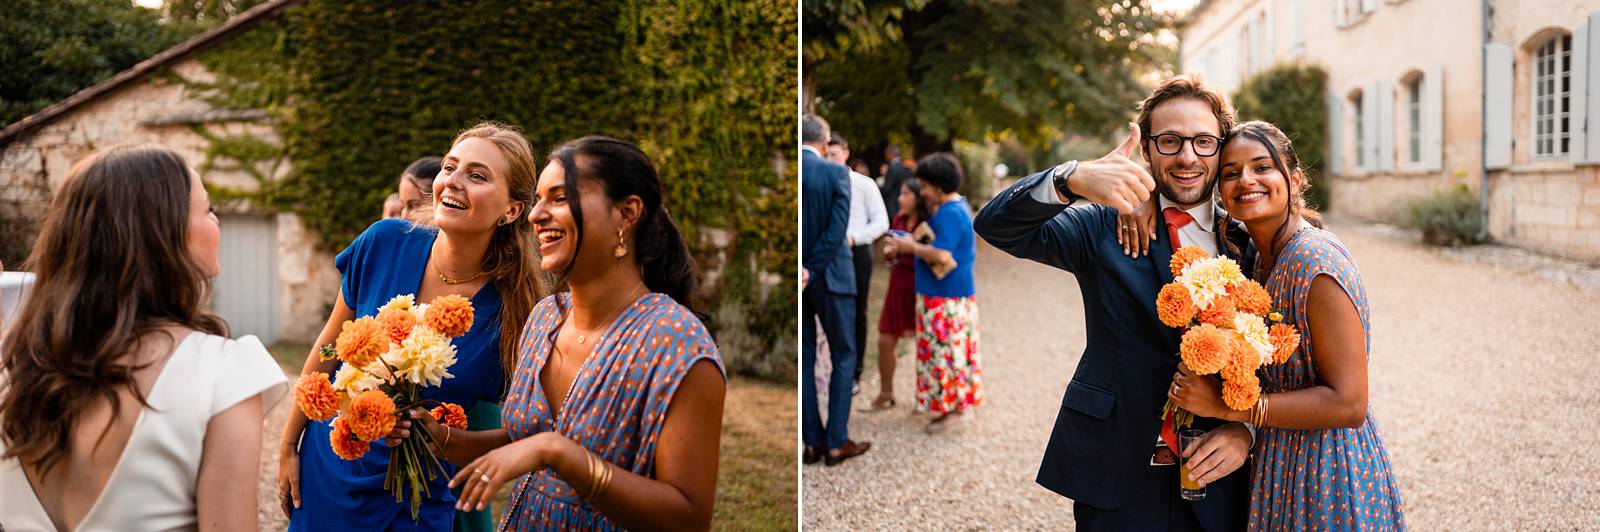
0;145;287;531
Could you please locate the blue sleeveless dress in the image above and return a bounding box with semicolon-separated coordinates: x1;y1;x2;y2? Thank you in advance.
289;219;506;531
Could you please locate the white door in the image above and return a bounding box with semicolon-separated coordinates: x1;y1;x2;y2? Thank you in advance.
214;214;278;344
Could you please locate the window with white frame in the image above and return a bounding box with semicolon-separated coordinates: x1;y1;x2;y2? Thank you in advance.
1407;76;1422;164
1533;34;1573;159
1350;91;1365;168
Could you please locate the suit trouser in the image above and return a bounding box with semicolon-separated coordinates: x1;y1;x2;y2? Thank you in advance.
1071;462;1206;532
849;244;873;383
801;281;857;450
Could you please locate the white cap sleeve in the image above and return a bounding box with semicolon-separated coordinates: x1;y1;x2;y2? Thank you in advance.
210;335;290;417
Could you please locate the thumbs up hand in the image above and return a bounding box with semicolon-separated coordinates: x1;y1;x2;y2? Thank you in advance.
1061;123;1157;214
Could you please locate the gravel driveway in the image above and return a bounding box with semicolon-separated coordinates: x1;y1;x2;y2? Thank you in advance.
802;221;1600;530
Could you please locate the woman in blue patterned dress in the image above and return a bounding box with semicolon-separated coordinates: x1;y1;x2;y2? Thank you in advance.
400;136;725;530
278;122;543;530
1168;121;1404;530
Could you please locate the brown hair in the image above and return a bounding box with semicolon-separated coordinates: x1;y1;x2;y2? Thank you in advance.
0;145;227;475
1222;120;1326;277
1134;73;1237;153
449;123;545;378
1136;74;1245;254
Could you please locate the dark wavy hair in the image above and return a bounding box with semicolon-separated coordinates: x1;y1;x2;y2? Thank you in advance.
547;136;698;312
0;145;227;475
400;155;442;191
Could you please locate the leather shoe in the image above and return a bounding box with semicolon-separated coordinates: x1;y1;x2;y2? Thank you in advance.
823;440;871;466
803;446;822;465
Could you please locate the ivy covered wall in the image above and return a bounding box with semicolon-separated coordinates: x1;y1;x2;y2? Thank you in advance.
199;0;796;378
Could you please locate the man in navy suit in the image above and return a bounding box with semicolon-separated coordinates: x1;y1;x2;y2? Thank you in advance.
801;114;871;466
974;75;1255;531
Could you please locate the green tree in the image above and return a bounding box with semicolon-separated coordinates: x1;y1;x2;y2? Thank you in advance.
810;0;1169;158
0;0;193;128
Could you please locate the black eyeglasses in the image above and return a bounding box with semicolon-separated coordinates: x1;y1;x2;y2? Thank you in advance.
1146;133;1224;157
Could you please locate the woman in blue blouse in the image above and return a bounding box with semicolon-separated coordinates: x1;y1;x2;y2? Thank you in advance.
277;122;543;530
885;153;983;434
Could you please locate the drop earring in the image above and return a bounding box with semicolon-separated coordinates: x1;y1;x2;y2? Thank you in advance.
613;227;627;258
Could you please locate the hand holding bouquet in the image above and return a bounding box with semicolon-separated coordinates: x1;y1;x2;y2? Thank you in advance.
293;293;475;520
1156;246;1301;430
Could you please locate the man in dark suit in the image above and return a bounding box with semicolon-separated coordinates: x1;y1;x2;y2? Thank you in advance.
801;114;871;466
974;74;1255;531
879;145;910;220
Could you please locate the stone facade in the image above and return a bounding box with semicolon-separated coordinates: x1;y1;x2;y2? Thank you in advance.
1180;0;1600;263
0;58;338;342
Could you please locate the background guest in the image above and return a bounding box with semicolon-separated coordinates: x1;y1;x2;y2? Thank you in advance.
828;132;888;394
801;114;870;466
866;178;932;411
885;153;982;434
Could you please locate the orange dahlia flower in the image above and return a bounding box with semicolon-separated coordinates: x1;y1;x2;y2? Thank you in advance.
431;402;469;430
425;294;475;338
294;371;340;421
1197;295;1236;328
1269;324;1301;364
1156;283;1197;327
346;390;398;442
336;317;386;368
329;416;370;460
1229;280;1273;315
376;307;417;345
1179;324;1230;375
1222;373;1262;411
1221;336;1262;382
1170;245;1209;277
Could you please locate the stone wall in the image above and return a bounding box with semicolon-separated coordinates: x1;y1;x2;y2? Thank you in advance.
1487;165;1600;262
0;57;338;342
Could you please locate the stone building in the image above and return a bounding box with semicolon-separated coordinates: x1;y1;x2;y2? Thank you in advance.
1180;0;1600;262
0;0;335;343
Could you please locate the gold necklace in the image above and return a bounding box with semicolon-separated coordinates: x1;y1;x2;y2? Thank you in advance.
573;282;645;345
432;256;485;285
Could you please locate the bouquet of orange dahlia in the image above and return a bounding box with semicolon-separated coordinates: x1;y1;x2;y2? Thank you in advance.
1156;246;1301;430
293;293;475;520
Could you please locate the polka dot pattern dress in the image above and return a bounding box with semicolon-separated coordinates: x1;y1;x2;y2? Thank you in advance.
1250;227;1405;531
498;293;723;531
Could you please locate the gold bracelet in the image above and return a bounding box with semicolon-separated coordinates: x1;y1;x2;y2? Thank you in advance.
593;458;613;503
1262;394;1270;427
582;450;600;502
442;426;451;451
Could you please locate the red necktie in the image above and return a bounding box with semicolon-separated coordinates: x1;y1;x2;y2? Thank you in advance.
1163;207;1195;249
1160;206;1196;456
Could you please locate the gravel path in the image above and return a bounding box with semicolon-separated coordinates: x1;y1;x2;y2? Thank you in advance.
802;221;1600;530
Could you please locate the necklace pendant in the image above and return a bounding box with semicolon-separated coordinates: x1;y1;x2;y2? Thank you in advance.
577;334;588;344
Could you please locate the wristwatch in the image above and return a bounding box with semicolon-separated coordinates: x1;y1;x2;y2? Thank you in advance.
1050;160;1081;206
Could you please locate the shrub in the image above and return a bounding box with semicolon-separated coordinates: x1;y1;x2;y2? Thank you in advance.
1404;184;1483;246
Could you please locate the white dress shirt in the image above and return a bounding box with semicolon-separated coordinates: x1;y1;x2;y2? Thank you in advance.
846;170;888;246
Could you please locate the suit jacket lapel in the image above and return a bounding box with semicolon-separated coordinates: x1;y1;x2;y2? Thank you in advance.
1152;218;1176;286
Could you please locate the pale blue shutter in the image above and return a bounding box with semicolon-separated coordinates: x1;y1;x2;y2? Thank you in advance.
1485;43;1514;170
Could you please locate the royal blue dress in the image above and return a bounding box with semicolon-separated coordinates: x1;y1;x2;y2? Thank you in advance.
289;219;506;531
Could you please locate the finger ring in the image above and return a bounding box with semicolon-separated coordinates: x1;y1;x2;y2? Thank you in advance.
481;474;491;483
